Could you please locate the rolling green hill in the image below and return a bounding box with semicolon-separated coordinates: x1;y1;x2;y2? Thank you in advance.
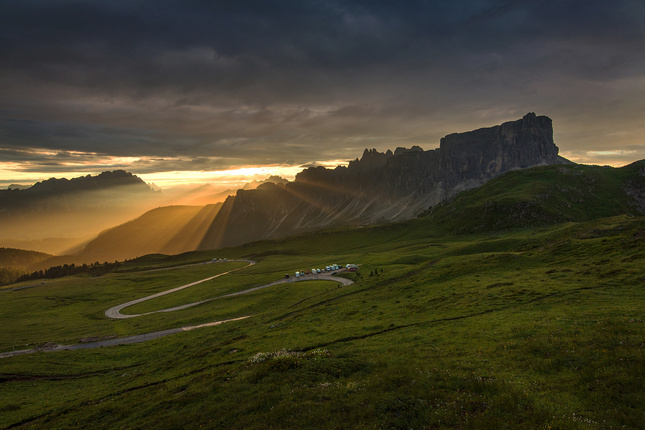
0;164;643;428
423;160;645;233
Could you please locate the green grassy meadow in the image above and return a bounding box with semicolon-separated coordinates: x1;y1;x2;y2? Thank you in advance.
1;212;643;429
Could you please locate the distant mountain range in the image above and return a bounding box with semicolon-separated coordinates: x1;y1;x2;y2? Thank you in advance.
0;170;155;209
0;170;162;254
162;175;290;206
6;184;30;190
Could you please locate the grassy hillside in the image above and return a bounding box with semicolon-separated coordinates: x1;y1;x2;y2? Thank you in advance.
0;248;52;285
0;212;643;428
0;247;51;269
423;160;645;233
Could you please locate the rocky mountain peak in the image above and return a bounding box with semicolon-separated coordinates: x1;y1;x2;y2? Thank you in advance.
200;113;570;249
242;175;289;190
394;146;424;156
347;148;391;172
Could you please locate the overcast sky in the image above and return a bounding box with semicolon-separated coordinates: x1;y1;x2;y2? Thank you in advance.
1;0;644;188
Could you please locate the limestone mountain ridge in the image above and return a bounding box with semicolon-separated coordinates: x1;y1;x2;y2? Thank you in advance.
199;113;570;249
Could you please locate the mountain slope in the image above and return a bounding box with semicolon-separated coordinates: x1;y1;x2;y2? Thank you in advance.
0;247;52;269
423;160;645;233
76;203;222;262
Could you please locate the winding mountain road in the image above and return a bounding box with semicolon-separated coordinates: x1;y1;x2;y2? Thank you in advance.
105;260;353;319
104;259;256;319
1;261;353;358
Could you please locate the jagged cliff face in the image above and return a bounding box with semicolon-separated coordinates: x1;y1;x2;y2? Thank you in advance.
438;113;560;187
200;113;569;249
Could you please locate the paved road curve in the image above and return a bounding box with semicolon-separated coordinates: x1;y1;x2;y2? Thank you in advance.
0;316;252;359
1;262;353;358
104;260;256;319
105;261;353;319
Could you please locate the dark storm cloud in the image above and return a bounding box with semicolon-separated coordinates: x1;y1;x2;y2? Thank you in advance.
1;0;644;178
3;0;643;96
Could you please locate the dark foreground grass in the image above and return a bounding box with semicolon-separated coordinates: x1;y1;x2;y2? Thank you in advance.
0;215;643;429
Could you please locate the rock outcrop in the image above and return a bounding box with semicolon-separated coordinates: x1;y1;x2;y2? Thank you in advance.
199;113;570;249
